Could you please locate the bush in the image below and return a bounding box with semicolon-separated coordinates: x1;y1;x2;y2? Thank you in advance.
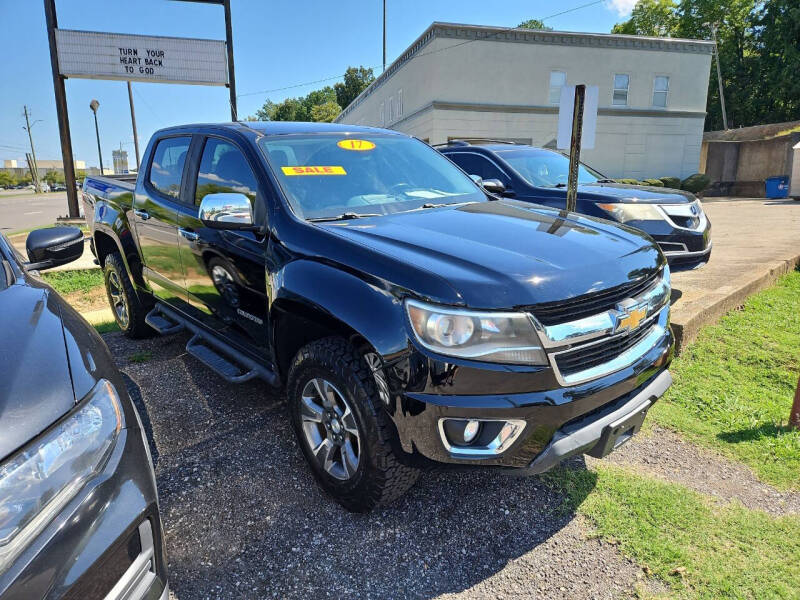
642;178;665;187
614;178;641;185
659;176;682;189
681;173;711;194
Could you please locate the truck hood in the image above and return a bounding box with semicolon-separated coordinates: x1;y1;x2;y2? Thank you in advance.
577;182;696;204
0;284;75;461
319;200;662;308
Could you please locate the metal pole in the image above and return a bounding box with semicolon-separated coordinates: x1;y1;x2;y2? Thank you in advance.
44;0;79;218
23;106;42;193
711;25;729;130
383;0;386;72
127;81;140;170
791;374;800;430
566;84;585;213
223;0;237;121
93;111;104;174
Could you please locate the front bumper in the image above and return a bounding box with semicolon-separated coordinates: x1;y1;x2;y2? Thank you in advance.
387;322;673;470
0;423;167;600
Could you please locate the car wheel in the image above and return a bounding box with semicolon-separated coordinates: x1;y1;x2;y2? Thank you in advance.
287;337;419;512
104;251;153;338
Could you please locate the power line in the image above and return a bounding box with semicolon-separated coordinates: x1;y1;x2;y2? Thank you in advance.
237;0;605;100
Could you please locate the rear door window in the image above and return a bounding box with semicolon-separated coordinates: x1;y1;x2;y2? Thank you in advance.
149;136;191;199
195;138;258;206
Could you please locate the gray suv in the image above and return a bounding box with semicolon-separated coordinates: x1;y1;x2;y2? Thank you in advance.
0;228;168;600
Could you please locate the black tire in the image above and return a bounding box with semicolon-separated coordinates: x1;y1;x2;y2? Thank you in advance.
287;337;419;512
103;251;153;338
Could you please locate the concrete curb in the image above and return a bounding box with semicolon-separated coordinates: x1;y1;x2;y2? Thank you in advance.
671;253;800;354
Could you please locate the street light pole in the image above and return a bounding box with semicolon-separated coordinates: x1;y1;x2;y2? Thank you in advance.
126;82;140;170
90;99;104;174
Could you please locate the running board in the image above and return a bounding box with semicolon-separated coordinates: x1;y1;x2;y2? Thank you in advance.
145;307;184;335
150;303;279;387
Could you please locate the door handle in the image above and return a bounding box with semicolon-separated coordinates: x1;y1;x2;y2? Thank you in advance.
179;228;199;242
134;209;150;220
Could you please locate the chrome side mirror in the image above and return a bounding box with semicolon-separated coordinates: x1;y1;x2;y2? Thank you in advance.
25;226;84;270
198;193;255;231
481;178;506;195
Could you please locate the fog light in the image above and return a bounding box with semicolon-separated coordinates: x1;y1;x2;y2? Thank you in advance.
463;419;480;443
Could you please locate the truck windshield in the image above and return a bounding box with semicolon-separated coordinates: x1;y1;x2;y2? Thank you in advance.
495;148;605;188
258;134;485;220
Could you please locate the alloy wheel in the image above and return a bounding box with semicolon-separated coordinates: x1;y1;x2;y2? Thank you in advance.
299;378;361;481
107;270;129;328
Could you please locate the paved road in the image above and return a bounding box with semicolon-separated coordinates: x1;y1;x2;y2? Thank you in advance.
0;191;74;233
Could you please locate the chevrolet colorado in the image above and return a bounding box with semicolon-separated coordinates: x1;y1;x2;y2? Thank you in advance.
83;122;674;512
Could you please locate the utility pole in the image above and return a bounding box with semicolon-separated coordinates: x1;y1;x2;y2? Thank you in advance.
710;24;729;130
22;106;42;193
382;0;387;72
44;0;79;218
127;81;140;170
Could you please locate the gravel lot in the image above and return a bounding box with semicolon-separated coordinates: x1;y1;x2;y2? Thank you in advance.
105;331;660;600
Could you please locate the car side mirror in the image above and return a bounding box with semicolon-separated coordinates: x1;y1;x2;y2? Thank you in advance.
25;226;84;271
198;193;257;231
481;178;507;195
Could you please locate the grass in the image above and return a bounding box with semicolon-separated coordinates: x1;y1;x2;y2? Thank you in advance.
41;268;104;295
129;350;153;364
546;464;800;600
650;270;800;490
93;321;120;334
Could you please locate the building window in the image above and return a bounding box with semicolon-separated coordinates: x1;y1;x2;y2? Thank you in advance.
379;101;385;126
549;71;566;104
388;96;394;122
397;89;403;118
653;76;669;107
612;74;629;106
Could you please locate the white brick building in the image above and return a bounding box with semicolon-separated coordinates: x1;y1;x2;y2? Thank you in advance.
336;23;714;179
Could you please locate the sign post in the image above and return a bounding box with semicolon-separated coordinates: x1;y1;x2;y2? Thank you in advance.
44;0;80;218
556;84;599;213
565;84;585;213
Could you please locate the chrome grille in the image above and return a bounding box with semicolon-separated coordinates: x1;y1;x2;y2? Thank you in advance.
554;323;655;377
529;271;660;326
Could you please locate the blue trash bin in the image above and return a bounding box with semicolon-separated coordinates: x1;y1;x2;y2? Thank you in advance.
765;175;789;199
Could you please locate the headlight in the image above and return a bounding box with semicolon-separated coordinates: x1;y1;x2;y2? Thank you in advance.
405;299;547;365
597;202;664;223
0;380;123;572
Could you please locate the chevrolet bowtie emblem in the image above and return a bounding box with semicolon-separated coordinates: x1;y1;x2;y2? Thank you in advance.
614;300;648;333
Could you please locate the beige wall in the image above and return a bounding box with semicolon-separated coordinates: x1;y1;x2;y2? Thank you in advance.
340;28;712;179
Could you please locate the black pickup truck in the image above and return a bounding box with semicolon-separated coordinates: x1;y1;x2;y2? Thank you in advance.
83;122;674;512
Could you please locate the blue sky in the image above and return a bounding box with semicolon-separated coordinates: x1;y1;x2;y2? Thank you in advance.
0;0;637;168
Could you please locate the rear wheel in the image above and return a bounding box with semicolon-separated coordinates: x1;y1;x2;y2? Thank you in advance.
287;337;419;512
103;252;153;338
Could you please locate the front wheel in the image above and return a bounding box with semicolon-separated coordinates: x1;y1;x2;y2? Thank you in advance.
287;337;419;512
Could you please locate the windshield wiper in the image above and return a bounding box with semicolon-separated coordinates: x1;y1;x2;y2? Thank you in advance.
308;212;382;222
595;178;617;183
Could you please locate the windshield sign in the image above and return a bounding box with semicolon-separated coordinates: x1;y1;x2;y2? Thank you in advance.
496;148;604;188
259;134;485;220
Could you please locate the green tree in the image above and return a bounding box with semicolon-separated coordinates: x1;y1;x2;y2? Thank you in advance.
517;18;553;31
611;0;678;35
0;172;13;188
310;100;342;123
334;66;375;111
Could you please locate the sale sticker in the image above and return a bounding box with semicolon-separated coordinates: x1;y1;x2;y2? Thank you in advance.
281;166;347;176
337;139;376;151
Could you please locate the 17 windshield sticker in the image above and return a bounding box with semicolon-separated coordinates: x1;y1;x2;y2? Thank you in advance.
337;139;375;151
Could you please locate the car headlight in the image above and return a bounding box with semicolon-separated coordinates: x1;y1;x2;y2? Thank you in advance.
0;379;123;572
597;202;664;223
405;299;547;365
